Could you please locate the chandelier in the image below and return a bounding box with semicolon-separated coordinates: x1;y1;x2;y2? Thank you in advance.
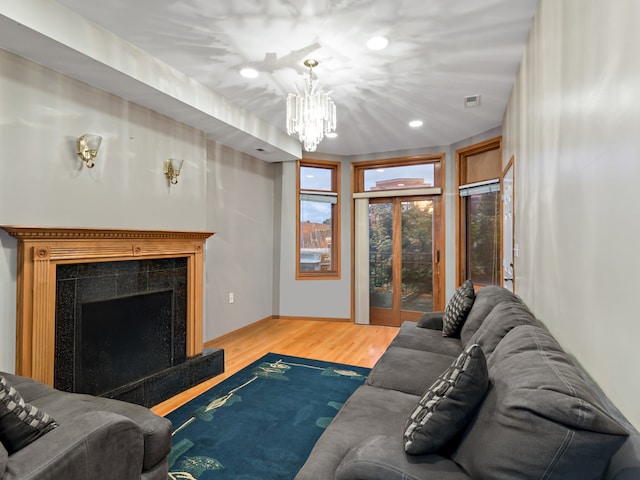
286;59;337;152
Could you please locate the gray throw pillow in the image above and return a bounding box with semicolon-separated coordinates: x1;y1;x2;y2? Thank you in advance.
416;312;444;330
0;375;58;454
442;279;475;337
403;344;488;454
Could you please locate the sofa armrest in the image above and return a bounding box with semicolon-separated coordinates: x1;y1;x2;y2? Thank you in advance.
4;411;144;480
417;312;445;330
335;435;469;480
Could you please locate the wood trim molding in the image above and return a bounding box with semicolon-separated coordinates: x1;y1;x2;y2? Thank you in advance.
2;226;214;386
3;226;213;241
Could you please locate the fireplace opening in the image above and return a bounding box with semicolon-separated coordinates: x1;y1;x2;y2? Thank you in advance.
77;290;174;396
55;258;188;396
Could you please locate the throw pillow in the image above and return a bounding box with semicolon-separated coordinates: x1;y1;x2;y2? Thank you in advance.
403;344;488;455
442;279;475;337
0;375;58;454
416;312;444;330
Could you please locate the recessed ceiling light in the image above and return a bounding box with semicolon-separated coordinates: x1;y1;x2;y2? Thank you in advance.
367;36;389;51
240;68;259;79
409;120;423;128
325;132;338;138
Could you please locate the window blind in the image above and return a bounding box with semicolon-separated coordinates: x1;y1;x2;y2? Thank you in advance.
459;179;500;197
300;190;338;204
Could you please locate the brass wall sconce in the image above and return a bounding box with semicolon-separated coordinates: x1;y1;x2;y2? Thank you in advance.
76;134;102;168
164;158;184;184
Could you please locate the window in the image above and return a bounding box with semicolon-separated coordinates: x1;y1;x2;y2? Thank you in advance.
460;181;501;286
362;163;435;191
297;160;340;279
456;137;502;288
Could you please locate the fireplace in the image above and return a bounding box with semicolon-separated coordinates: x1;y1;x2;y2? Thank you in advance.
3;226;224;407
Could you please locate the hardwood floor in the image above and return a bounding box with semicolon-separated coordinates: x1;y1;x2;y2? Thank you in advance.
151;318;399;417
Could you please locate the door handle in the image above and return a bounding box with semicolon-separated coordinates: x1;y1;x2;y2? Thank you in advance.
436;250;440;263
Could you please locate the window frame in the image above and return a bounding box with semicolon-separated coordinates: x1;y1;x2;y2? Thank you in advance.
455;136;502;288
296;159;341;280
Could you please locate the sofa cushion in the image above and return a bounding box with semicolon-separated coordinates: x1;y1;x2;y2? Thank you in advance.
0;375;58;454
391;322;463;357
366;347;458;396
295;385;421;480
459;286;523;346
442;279;475;337
404;344;488;455
465;300;543;356
452;326;629;480
335;435;469;480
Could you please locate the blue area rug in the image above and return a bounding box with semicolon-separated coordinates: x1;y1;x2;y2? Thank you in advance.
166;353;370;479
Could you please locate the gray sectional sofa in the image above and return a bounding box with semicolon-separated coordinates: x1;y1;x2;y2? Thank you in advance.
0;372;171;480
296;286;640;480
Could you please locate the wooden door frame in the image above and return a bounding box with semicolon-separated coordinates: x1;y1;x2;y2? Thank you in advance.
351;154;446;325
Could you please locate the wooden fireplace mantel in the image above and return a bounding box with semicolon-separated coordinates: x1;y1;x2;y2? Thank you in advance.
2;226;215;386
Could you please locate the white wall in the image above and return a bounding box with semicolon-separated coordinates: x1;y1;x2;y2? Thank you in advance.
204;142;276;340
0;231;17;371
503;0;640;427
277;159;351;319
0;49;208;371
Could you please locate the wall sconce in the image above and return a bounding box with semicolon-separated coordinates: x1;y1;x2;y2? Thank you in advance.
164;158;184;185
76;134;102;168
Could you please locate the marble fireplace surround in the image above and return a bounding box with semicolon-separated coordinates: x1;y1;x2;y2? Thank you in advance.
3;226;214;387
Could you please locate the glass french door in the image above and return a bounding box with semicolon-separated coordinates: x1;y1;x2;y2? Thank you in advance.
368;196;440;327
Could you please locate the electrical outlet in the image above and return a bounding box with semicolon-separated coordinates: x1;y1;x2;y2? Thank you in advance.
228;292;234;304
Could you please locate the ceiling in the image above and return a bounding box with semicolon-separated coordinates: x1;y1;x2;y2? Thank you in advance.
1;0;539;159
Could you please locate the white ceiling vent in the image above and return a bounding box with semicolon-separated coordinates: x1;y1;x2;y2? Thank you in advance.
464;94;481;108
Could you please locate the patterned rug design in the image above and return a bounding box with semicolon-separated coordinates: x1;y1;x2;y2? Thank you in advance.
166;353;370;479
